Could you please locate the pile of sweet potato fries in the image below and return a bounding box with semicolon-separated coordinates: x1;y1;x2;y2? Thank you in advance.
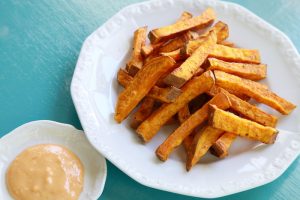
114;8;296;171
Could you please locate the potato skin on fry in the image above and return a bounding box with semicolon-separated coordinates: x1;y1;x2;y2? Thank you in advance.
163;31;217;88
136;71;215;142
155;91;231;161
126;26;147;76
148;8;215;44
115;56;176;123
208;58;267;80
117;69;182;103
214;70;296;114
186;126;224;171
209;105;278;144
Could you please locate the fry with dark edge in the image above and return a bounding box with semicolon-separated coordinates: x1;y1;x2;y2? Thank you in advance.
131;97;156;129
208;105;278;144
136;71;215;142
148;8;215;44
208;58;267;80
210;132;237;158
163;31;217;88
186;126;224;171
115;56;176;123
126;26;147;76
214;70;296;114
155;91;231;161
117;69;182;103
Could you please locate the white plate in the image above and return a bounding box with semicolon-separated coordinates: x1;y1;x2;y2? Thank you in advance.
0;121;107;200
70;0;300;198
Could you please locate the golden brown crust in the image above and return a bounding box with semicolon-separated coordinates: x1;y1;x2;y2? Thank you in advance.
208;58;267;80
219;40;235;47
115;56;176;123
155;91;231;161
208;105;278;144
117;69;182;103
206;85;251;101
136;71;215;142
126;26;148;76
163;31;217;88
148;8;215;44
214;70;296;114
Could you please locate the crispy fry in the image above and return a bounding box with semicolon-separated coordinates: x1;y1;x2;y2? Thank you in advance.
126;27;147;76
206;85;250;101
208;58;267;80
209;45;261;64
163;31;217;88
159;31;198;53
141;42;164;58
209;105;278;144
186;126;224;170
210;132;237;158
141;12;193;57
117;69;182;103
137;71;215;142
221;89;278;127
115;56;176;123
155;92;231;161
160;49;182;61
131;97;156;129
178;105;193;152
219;40;235;47
214;70;296;114
213;21;229;42
182;21;228;55
148;8;215;44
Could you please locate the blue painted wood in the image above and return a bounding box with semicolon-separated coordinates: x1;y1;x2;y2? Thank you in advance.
0;0;299;199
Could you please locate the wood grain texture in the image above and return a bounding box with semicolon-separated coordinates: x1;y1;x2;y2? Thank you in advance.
0;0;299;199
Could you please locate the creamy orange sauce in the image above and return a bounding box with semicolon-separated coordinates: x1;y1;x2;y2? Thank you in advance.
6;144;84;200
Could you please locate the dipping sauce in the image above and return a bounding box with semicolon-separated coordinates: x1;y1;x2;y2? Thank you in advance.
6;144;84;200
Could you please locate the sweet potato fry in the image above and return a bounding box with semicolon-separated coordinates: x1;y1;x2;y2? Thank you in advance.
221;89;278;127
131;97;156;129
182;21;228;55
141;42;164;57
160;49;182;61
159;31;198;53
210;132;236;158
178;105;193;152
214;70;296;114
126;26;147;76
208;58;267;80
136;71;215;142
115;56;176;123
219;40;235;47
155;91;231;161
209;105;278;144
209;45;261;64
186;126;224;170
148;8;215;44
206;85;250;101
163;31;217;88
117;69;182;103
141;12;193;57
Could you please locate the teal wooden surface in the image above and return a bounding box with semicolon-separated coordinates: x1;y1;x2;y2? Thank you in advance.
0;0;299;199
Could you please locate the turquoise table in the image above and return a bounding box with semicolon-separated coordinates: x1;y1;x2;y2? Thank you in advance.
1;0;299;199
